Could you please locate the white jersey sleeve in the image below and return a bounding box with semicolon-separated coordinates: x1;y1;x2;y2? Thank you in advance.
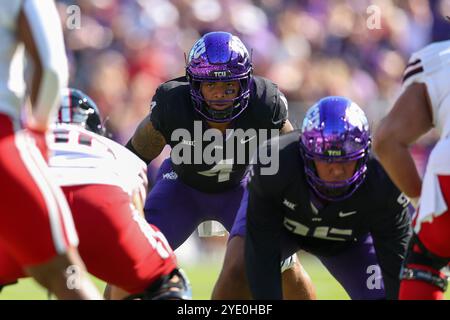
0;0;68;128
23;0;69;128
402;40;450;138
48;124;147;199
0;1;26;124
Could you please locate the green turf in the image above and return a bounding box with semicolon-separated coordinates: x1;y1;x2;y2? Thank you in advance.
2;253;448;300
180;253;350;300
180;253;450;300
0;277;106;300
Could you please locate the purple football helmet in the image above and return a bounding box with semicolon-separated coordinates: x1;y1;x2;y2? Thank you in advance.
299;96;371;201
186;31;253;123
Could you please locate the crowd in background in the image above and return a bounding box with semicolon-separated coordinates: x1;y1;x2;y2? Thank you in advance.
56;0;450;175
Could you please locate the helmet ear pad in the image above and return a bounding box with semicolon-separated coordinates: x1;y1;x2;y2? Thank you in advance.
185;31;253;123
299;96;371;201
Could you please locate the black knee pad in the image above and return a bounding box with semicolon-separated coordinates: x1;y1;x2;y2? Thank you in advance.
125;268;192;300
400;235;450;292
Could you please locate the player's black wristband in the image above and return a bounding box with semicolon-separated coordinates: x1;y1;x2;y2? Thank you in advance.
125;139;152;165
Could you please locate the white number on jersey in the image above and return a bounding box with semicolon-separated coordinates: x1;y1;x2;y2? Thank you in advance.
397;193;411;208
283;217;353;241
198;159;234;182
131;208;172;259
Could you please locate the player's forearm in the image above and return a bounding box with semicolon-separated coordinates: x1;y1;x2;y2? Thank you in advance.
21;0;68;131
246;262;282;300
373;204;413;298
375;142;422;198
127;117;166;164
374;82;433;198
373;229;412;299
245;243;283;299
245;216;283;299
373;117;423;199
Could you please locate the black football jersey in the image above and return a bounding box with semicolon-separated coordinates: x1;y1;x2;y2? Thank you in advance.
245;130;413;300
150;76;288;193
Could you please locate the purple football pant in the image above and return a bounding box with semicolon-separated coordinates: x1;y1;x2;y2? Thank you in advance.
144;159;246;250
230;189;386;300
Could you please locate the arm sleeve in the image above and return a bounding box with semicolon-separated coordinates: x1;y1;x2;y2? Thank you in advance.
260;88;288;130
23;0;68;128
149;86;169;140
271;89;289;129
244;162;284;299
370;181;413;300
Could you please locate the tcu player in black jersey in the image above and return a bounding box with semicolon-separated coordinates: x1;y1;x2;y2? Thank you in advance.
126;31;315;299
244;96;413;299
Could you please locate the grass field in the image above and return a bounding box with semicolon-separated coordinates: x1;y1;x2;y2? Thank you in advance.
0;254;349;300
183;253;351;300
1;250;449;300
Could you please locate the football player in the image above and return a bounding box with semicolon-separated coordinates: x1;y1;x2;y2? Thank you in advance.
244;96;413;299
374;40;450;299
126;31;315;299
0;0;100;299
0;89;191;300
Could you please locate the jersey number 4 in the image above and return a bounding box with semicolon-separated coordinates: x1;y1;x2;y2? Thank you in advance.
198;159;233;182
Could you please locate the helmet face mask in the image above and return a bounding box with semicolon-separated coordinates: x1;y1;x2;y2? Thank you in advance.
186;31;253;123
299;96;371;201
58;88;105;135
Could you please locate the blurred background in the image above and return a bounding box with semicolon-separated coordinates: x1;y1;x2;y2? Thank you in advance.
55;0;450;173
56;0;450;137
4;0;450;299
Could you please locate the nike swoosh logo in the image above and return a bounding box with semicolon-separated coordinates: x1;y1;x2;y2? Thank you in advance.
339;211;357;218
241;135;256;144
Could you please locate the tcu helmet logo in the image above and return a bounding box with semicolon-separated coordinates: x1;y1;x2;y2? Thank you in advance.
213;71;228;77
189;39;206;61
230;36;249;58
303;106;320;132
326;150;342;156
209;70;232;78
347;102;369;131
